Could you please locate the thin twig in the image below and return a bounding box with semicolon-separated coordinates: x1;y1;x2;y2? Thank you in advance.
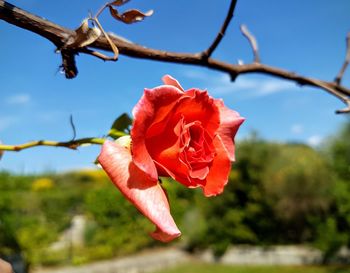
335;32;350;85
310;79;350;113
0;137;106;152
94;1;111;18
201;0;238;58
90;17;119;60
240;24;260;63
69;114;77;141
336;102;350;114
80;48;115;61
89;1;120;61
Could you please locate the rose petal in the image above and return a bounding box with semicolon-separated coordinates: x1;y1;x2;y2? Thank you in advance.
189;166;209;180
162;75;185;91
203;135;231;197
131;85;184;181
215;99;245;162
172;89;220;137
98;140;181;242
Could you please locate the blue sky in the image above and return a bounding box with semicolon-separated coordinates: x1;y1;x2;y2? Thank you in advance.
1;0;349;173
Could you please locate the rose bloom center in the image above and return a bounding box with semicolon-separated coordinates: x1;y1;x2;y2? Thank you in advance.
146;115;216;183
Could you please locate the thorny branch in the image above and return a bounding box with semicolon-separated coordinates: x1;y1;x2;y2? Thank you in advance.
0;0;350;153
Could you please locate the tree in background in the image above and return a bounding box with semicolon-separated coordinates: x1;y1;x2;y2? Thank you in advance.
315;120;350;263
188;134;335;258
263;144;333;243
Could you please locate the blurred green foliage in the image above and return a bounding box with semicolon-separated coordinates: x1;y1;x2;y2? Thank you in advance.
0;121;349;266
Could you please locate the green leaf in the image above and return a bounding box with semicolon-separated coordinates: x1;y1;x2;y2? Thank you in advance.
108;113;132;139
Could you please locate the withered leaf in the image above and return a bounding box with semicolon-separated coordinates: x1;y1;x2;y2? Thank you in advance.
109;6;153;24
78;27;101;47
109;6;120;21
66;19;102;48
109;0;130;7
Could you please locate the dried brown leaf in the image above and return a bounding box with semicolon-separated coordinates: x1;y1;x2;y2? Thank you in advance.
109;6;121;21
66;19;101;48
109;0;130;7
78;27;101;47
109;7;153;24
76;19;89;33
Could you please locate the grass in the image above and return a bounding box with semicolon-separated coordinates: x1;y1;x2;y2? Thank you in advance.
154;262;350;273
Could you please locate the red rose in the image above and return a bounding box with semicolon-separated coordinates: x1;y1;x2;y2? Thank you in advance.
98;75;244;242
132;75;245;196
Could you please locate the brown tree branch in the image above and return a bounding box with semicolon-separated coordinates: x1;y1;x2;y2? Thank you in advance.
201;0;238;59
1;1;350;113
335;31;350;85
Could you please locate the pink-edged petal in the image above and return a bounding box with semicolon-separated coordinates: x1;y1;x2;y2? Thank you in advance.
162;75;184;91
189;166;210;180
203;135;231;197
131;86;184;181
98;140;181;243
215;99;245;162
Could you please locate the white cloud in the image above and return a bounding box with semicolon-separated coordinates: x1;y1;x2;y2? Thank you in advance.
291;124;303;135
183;70;296;97
307;135;323;147
0;117;18;131
5;94;31;105
257;80;295;96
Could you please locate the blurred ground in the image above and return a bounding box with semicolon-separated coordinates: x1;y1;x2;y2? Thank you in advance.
31;246;350;273
155;263;350;273
33;247;190;273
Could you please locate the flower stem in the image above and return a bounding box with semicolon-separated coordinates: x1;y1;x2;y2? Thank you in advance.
0;137;107;152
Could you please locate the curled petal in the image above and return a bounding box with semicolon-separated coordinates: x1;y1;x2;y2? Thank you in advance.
162;75;184;91
203;135;231;197
131;85;184;180
215;99;245;162
98;140;181;242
